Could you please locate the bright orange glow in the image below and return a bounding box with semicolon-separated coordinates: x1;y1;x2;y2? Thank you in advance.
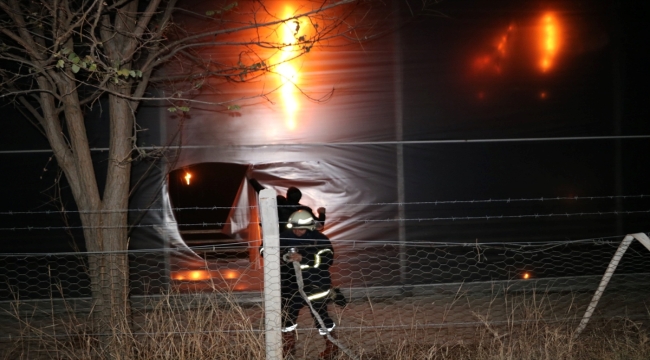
523;272;531;280
472;23;514;75
472;56;492;71
276;8;301;130
184;172;192;185
497;35;507;54
233;283;250;291
221;270;240;280
171;270;211;281
539;13;560;72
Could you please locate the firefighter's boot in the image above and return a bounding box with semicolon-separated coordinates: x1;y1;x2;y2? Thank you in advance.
282;331;296;358
318;330;339;360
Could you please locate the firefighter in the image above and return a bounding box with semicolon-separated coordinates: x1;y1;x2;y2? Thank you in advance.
282;186;326;231
247;179;325;233
260;210;339;359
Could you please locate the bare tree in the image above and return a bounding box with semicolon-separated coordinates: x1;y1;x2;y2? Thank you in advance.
0;0;431;355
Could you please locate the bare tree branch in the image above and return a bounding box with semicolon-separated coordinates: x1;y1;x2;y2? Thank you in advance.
0;0;44;60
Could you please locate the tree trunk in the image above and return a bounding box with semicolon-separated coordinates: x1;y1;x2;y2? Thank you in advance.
85;91;134;357
80;208;131;357
47;73;135;356
87;251;131;357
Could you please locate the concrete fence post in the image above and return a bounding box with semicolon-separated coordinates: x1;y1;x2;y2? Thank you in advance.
259;189;282;360
574;233;650;338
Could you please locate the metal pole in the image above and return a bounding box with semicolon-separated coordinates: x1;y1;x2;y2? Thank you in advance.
260;189;282;360
392;0;407;287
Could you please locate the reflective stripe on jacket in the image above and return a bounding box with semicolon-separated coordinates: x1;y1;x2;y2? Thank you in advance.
260;229;334;297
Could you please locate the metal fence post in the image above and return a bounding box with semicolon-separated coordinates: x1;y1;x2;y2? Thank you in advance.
260;189;282;360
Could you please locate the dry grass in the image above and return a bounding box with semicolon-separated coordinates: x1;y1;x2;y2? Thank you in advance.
2;287;650;360
359;287;650;360
1;289;266;360
359;318;650;360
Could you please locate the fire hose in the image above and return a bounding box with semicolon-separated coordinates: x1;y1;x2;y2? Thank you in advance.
290;259;359;360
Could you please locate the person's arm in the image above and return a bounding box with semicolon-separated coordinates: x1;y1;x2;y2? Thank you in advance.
297;235;333;270
317;207;326;225
317;236;334;270
297;205;325;230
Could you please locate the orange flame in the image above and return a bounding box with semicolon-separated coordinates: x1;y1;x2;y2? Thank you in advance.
471;23;514;75
276;8;301;130
171;270;211;281
184;172;192;185
221;270;240;280
540;13;560;72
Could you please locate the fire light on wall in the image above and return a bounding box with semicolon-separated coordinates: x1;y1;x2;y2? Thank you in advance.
221;269;241;280
539;13;560;72
184;172;192;185
277;8;302;130
472;23;515;75
171;269;211;281
170;269;242;282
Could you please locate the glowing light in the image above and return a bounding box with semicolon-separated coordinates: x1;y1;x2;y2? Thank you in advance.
540;91;547;99
472;23;514;75
171;270;211;281
221;270;240;280
276;8;301;130
472;56;491;71
278;62;299;129
497;35;507;54
233;283;250;291
539;13;560;72
184;172;192;185
522;272;531;280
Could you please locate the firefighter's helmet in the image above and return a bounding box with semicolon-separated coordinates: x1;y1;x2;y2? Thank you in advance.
286;210;316;230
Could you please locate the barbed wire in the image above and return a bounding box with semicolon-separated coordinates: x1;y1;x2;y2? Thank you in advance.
0;233;640;257
0;194;647;216
0;208;647;232
2;134;649;156
341;194;649;207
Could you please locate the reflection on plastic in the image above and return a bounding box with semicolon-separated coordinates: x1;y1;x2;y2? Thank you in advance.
472;23;515;75
172;269;210;281
171;269;242;282
277;7;301;130
472;11;563;76
221;269;241;280
540;13;560;72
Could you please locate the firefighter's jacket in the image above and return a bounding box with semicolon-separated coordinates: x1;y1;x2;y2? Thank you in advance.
260;229;334;301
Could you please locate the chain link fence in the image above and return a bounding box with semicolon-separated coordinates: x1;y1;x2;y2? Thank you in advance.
1;234;650;358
